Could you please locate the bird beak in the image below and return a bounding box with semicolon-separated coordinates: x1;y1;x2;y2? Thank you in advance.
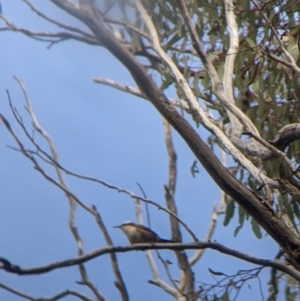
113;225;121;228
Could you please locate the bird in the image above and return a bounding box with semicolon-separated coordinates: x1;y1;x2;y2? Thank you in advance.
114;221;174;245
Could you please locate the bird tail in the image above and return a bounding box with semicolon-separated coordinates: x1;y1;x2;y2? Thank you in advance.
159;238;176;243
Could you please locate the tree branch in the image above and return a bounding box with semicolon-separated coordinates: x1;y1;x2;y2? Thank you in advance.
91;206;129;301
0;282;94;301
1;242;300;281
163;120;195;297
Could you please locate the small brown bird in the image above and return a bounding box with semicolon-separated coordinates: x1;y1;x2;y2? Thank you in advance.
114;221;173;245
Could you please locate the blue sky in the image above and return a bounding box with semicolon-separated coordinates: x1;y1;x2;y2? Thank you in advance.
0;1;280;300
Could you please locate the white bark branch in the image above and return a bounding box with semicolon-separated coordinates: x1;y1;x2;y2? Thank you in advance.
133;200;178;298
223;0;243;138
133;0;278;188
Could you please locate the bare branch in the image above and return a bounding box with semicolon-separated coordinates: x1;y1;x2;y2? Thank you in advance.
163;119;195;297
223;0;243;138
0;111;93;214
93;77;145;98
1;242;300;281
132;193;178;297
154;251;180;291
0;14;99;46
0;282;94;301
13;77;105;301
0;282;34;301
52;164;199;241
21;0;94;38
269;123;300;149
91;206;129;301
243;131;300;180
2;102;198;243
93;77;200;113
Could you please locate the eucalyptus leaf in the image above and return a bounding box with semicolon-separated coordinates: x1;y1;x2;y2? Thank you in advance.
223;200;235;226
251;218;262;239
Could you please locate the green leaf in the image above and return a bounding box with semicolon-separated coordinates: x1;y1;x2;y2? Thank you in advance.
251;218;262;239
176;17;183;37
285;285;297;301
287;37;299;62
163;33;181;50
131;33;141;51
223;200;235;226
159;2;176;24
238;204;246;227
292;199;300;218
245;37;256;48
221;291;229;301
234;225;242;237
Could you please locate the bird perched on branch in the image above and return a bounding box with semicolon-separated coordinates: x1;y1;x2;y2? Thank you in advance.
114;221;173;245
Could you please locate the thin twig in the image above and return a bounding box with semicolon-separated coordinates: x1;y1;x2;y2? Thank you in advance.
92;206;129;301
22;0;95;38
0;283;94;301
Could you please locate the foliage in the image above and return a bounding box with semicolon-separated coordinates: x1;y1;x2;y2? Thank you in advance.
1;0;300;300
